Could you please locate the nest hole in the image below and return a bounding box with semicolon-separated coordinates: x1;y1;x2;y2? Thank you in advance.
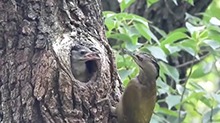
84;60;99;83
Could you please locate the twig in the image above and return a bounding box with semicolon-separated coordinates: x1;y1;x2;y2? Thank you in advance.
164;0;181;20
176;53;209;68
178;57;195;122
210;106;213;123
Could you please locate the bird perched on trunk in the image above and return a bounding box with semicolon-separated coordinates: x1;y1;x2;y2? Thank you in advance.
116;50;160;123
70;45;100;82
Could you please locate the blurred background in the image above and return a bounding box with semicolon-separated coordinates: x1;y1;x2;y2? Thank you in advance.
101;0;220;122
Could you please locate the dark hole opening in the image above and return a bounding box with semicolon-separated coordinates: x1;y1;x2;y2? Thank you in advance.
86;60;98;75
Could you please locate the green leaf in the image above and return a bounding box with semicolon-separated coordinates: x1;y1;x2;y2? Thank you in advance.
199;30;209;40
185;22;205;34
161;32;188;46
120;0;135;12
132;15;149;26
176;84;184;94
151;25;167;38
210;17;220;26
105;17;116;31
147;29;159;44
166;95;181;109
203;40;220;50
157;78;170;94
108;33;132;42
186;0;194;5
118;68;134;81
117;55;134;68
203;62;213;73
160;62;179;82
190;67;206;79
125;41;141;51
203;107;220;123
158;108;178;117
160;30;188;54
212;93;220;103
172;0;178;5
165;45;181;54
151;113;169;123
189;82;205;91
134;22;159;43
103;11;116;18
183;92;205;103
147;46;168;62
190;62;213;79
178;39;198;57
130;35;139;44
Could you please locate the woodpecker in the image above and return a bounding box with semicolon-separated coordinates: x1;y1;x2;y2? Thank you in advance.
116;50;160;123
70;45;100;82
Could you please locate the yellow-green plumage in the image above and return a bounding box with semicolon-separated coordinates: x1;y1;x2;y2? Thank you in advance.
116;51;159;123
116;78;156;123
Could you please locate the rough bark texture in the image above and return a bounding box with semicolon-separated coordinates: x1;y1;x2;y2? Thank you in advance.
0;0;121;123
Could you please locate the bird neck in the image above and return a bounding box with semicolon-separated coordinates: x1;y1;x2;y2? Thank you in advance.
71;61;89;81
137;68;156;87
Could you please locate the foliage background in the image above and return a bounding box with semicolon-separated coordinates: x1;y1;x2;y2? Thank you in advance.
103;0;220;122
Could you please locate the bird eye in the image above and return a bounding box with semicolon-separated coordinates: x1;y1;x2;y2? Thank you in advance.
136;55;143;61
80;50;87;55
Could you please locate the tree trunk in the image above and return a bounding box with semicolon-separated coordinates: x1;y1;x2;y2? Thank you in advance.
0;0;121;123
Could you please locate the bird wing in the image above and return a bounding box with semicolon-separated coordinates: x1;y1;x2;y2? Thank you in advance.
122;79;156;123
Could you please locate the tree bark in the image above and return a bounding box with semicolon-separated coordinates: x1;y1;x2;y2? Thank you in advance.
0;0;121;123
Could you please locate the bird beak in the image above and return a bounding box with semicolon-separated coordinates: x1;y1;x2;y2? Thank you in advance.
123;49;136;58
85;52;100;61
